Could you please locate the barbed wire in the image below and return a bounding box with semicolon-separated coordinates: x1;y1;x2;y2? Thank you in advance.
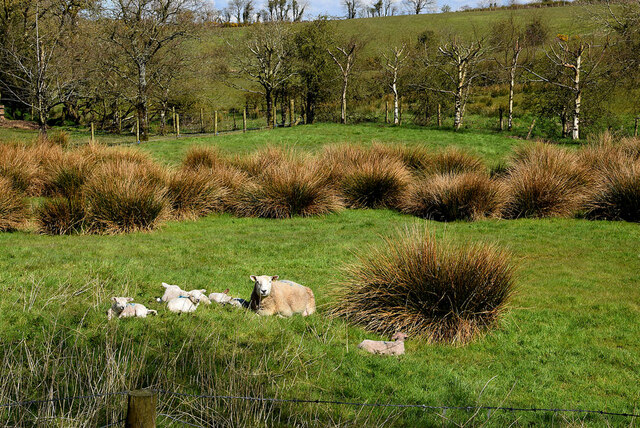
0;391;128;409
155;390;640;419
158;413;204;427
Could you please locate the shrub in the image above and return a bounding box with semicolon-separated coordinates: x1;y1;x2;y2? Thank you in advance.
330;227;516;344
231;156;343;218
586;161;640;222
0;144;41;194
502;143;591;218
37;197;85;235
166;168;229;220
0;177;27;232
401;173;504;221
84;160;168;233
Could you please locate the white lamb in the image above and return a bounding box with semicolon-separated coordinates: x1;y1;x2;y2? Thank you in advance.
157;282;186;303
107;297;157;320
167;292;201;313
357;332;408;356
249;275;315;317
187;289;211;305
209;289;249;308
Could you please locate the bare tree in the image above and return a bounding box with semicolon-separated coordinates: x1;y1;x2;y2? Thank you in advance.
232;23;294;127
383;0;397;16
102;0;197;141
403;0;434;15
383;44;408;124
527;35;608;140
343;0;362;19
328;38;360;124
423;37;488;130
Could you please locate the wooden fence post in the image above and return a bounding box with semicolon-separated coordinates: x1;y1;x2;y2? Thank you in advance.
499;107;504;131
526;118;536;140
214;111;218;136
136;117;140;143
90;122;95;143
385;100;389;124
176;114;180;137
125;389;157;428
243;108;247;133
634;117;639;137
437;104;442;127
200;107;204;133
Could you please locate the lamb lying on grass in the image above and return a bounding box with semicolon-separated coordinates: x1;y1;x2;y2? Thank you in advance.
107;297;157;320
357;333;408;355
158;282;185;303
167;292;200;313
209;289;249;308
249;275;315;317
188;289;211;305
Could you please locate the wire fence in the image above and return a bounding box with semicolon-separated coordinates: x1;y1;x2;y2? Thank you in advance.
1;388;638;426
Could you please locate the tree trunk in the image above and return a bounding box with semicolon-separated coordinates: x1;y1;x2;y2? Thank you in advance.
392;81;399;125
572;54;581;140
341;76;348;124
138;62;149;141
507;45;520;132
265;89;273;127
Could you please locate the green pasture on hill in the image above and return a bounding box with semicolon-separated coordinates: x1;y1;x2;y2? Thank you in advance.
1;124;639;426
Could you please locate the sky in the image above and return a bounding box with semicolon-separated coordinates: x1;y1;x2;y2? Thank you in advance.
207;0;508;19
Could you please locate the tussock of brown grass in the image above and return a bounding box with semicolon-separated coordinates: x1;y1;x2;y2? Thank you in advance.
0;143;42;195
37;197;86;235
586;161;640;222
78;143;154;167
182;146;227;171
401;172;504;221
231;156;343;218
167;168;229;220
42;152;90;198
330;227;516;345
84;160;168;233
502;143;592;218
427;148;485;175
0;177;27;231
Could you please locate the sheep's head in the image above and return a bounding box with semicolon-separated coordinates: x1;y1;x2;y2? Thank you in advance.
391;332;408;341
250;275;279;297
209;289;232;304
111;297;133;313
181;292;200;305
188;289;208;300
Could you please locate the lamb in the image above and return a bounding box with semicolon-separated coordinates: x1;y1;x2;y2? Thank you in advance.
107;297;157;320
357;332;408;356
249;275;315;317
209;289;249;308
157;282;186;303
188;289;211;305
167;292;200;313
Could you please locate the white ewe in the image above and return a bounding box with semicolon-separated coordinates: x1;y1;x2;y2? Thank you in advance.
249;275;315;317
357;332;408;356
188;289;211;305
167;292;200;313
107;297;157;320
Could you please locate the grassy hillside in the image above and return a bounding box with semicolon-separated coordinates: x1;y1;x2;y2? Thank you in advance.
1;125;639;426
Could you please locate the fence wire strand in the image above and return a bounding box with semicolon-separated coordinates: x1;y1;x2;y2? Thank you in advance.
0;391;128;409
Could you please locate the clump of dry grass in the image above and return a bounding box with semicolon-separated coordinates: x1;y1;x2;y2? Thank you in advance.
401;172;504;221
37;197;86;235
83;160;168;233
0;143;42;194
231;145;291;177
0;177;27;231
586;161;640;222
501;143;592;218
231;156;343;218
41;152;90;198
79;143;154;168
330;227;516;345
166;168;229;220
427;148;485;175
182;146;227;171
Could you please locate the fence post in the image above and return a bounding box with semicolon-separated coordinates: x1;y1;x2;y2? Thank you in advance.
499;107;504;131
125;389;157;428
176;114;180;137
214;111;218;136
200;107;205;133
526;118;536;140
290;98;294;126
243;108;247;133
172;107;176;135
635;117;639;137
90;122;95;143
272;105;276;128
437;104;442;127
385;100;389;124
136;117;140;143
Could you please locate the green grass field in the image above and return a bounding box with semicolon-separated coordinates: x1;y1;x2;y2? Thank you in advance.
1;124;639;426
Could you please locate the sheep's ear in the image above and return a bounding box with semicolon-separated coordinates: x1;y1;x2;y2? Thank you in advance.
162;282;169;288
272;275;279;281
199;289;206;293
250;275;257;282
111;297;117;302
126;297;134;302
223;288;230;294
